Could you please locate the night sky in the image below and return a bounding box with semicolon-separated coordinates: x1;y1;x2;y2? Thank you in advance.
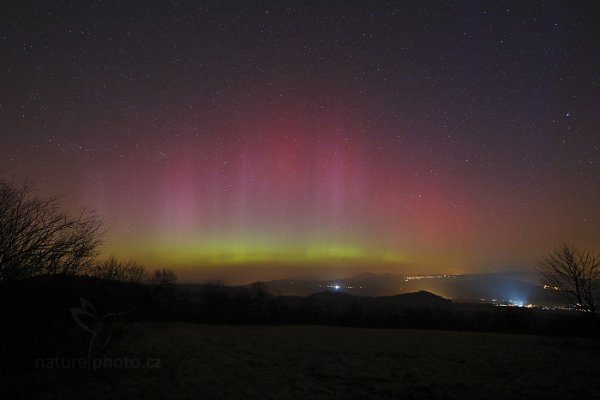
1;1;599;282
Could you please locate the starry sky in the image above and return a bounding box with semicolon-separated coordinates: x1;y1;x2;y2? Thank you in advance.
1;1;599;282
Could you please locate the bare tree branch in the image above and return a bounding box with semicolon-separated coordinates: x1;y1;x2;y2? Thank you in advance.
89;256;149;284
537;244;600;314
0;180;104;282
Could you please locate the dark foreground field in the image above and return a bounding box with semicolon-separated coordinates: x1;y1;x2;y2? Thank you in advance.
6;323;600;399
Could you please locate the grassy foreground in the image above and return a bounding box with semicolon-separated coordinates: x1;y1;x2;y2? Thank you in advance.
8;323;600;399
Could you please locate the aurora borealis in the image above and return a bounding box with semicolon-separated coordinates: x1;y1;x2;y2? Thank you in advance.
1;1;599;282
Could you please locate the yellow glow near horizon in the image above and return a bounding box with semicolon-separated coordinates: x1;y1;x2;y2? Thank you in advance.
108;236;408;268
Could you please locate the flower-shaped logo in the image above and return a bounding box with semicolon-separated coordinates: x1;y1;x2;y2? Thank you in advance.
70;298;130;368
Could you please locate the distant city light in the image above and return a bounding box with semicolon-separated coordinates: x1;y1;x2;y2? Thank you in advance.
543;284;560;291
319;283;355;290
404;274;460;282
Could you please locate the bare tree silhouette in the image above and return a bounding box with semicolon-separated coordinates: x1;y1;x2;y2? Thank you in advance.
537;244;600;315
90;256;148;284
0;180;104;282
150;268;177;287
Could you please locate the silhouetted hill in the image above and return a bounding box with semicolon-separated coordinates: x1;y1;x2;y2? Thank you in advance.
384;290;452;306
292;289;450;307
260;272;565;306
400;275;563;305
263;274;407;297
291;290;452;313
308;290;356;301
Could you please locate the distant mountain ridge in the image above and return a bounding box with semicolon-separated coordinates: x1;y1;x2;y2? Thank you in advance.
259;272;564;306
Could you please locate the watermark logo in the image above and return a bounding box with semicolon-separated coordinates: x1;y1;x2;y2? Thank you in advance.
35;355;161;370
36;298;161;370
70;297;130;366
